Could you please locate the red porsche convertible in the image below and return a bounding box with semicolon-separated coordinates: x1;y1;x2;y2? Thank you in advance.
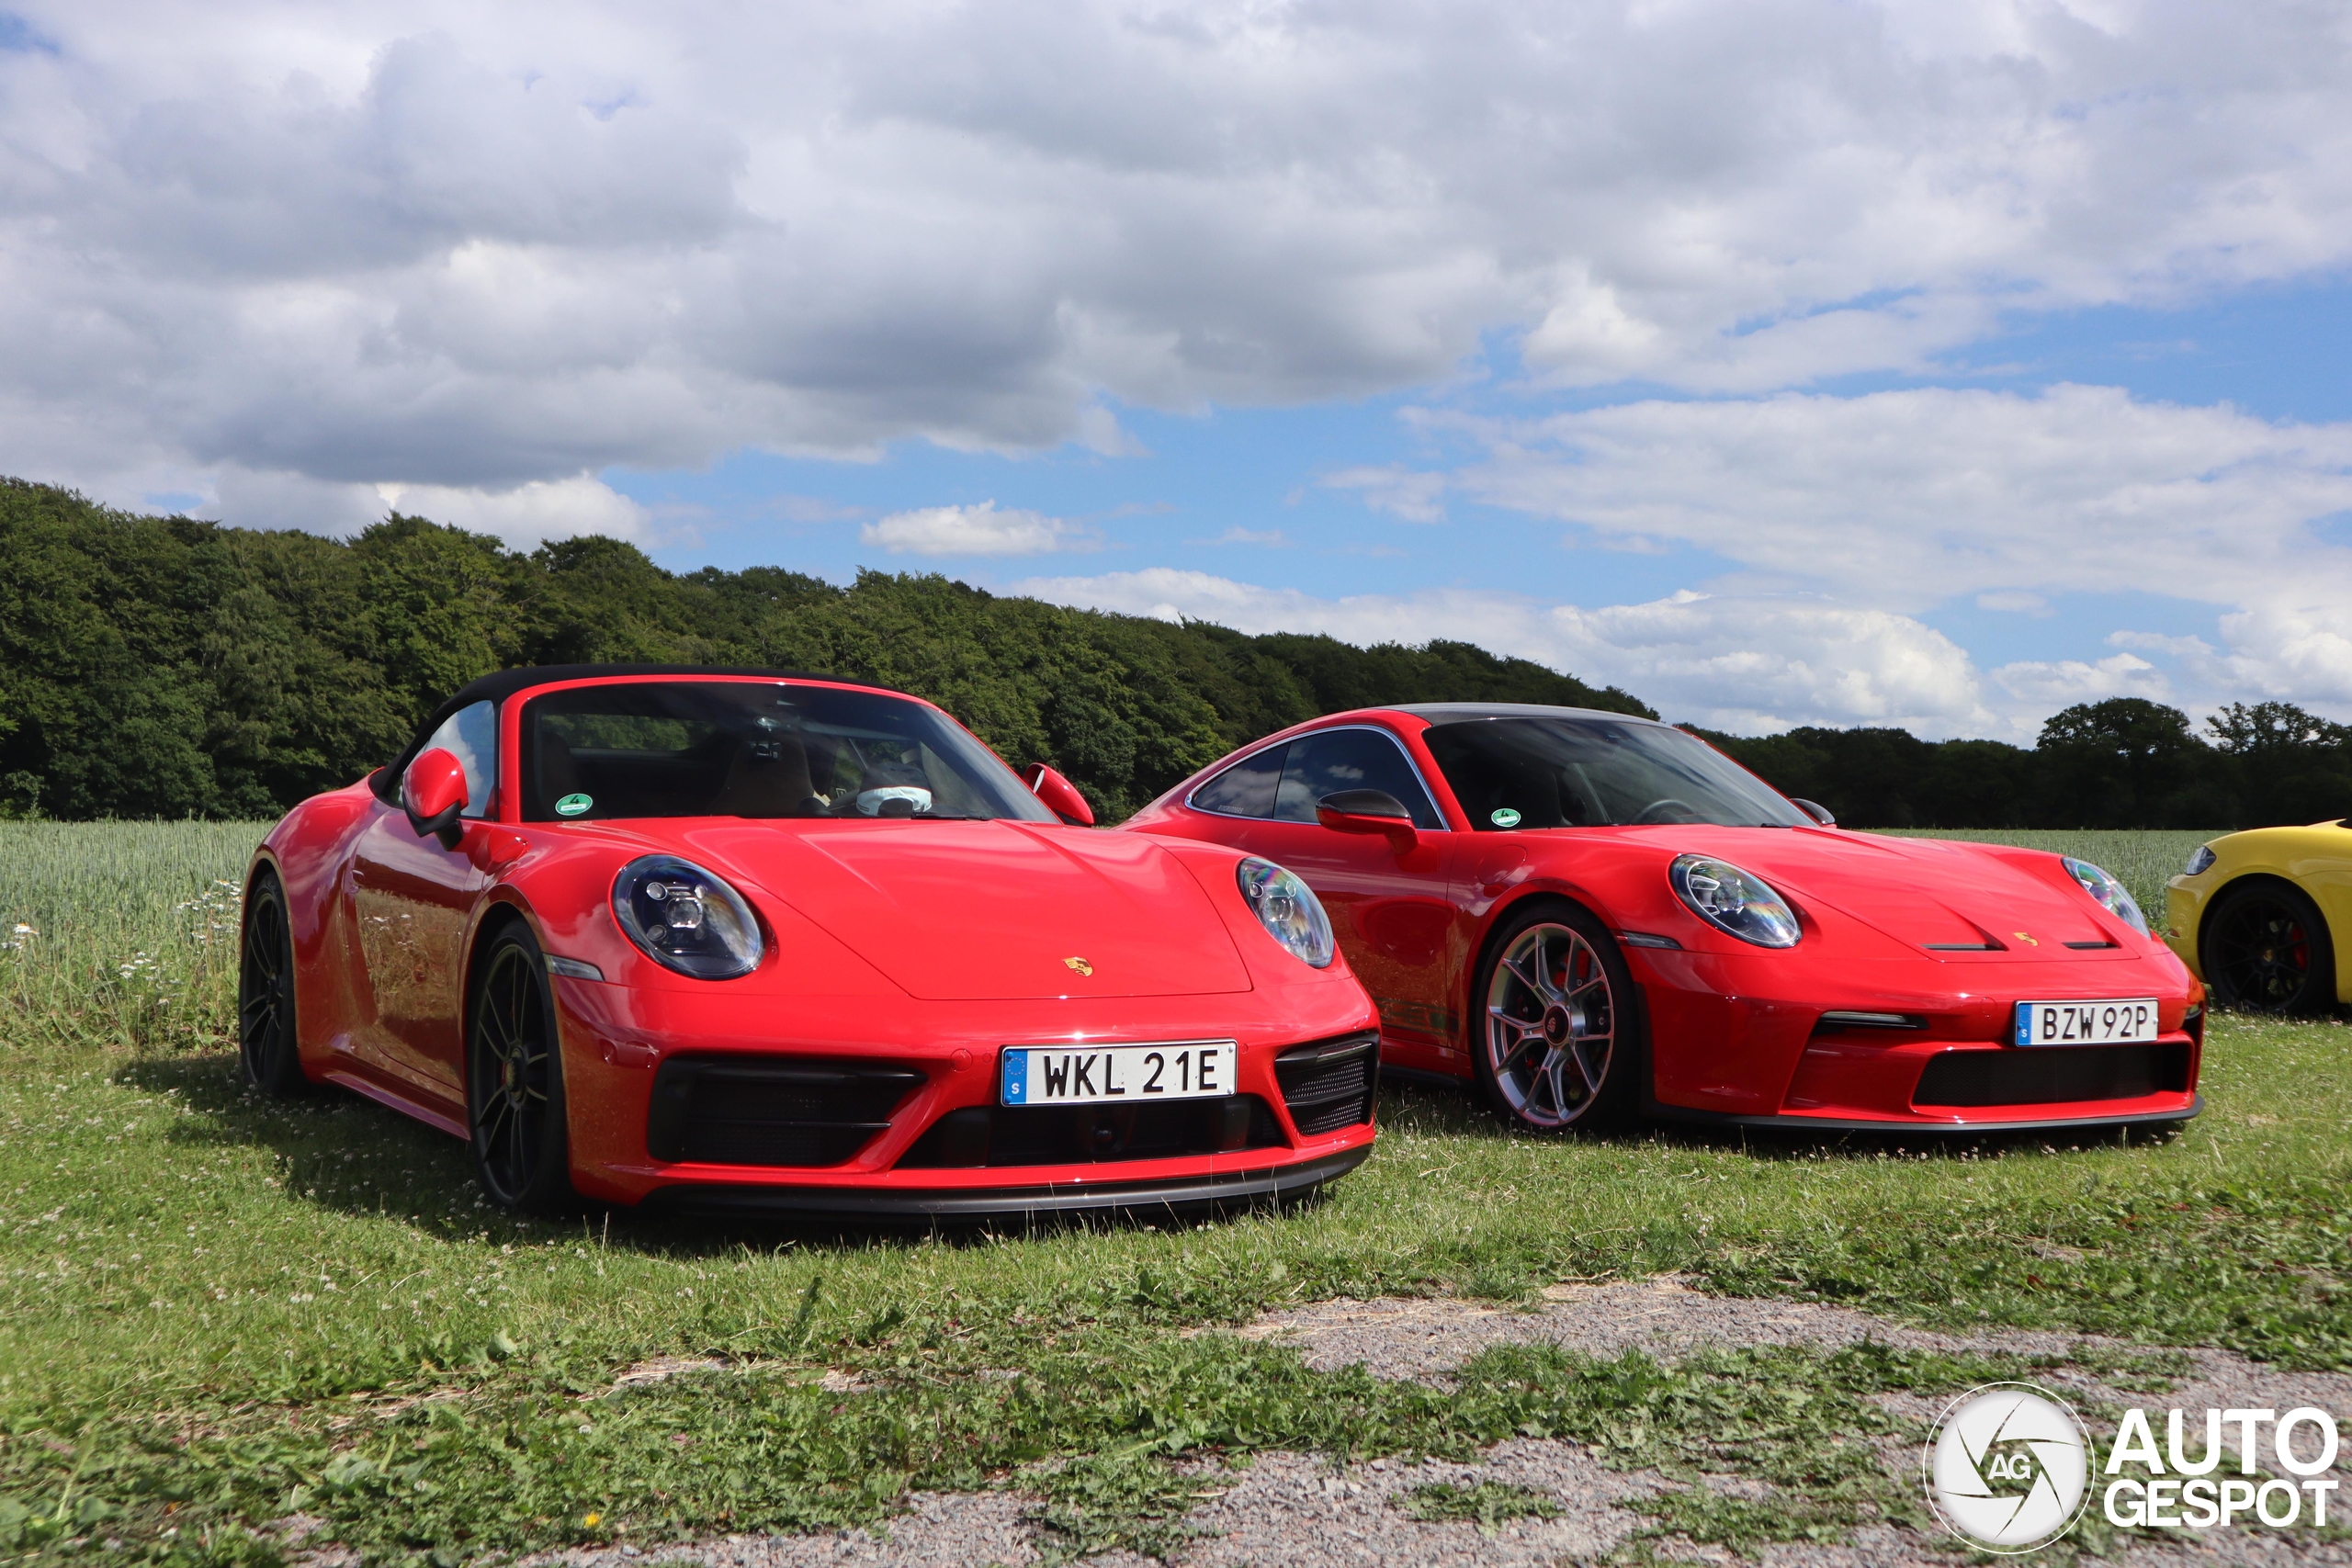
239;666;1379;1216
1125;703;2203;1134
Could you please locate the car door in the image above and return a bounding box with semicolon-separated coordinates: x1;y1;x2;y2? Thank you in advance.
1241;726;1463;1073
348;700;500;1100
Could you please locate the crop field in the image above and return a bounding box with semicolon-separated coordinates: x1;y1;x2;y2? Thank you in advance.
1;821;2347;1564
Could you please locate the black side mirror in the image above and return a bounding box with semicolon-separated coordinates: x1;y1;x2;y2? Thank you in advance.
1792;797;1836;827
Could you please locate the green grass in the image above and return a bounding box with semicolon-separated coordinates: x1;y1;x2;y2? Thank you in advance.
0;822;2346;1564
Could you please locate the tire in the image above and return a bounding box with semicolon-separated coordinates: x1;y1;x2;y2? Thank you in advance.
467;923;576;1213
1472;899;1642;1132
2202;881;2337;1016
238;868;309;1096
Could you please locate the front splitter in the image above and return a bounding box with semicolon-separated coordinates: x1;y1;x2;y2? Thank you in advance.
639;1145;1372;1220
1646;1095;2203;1135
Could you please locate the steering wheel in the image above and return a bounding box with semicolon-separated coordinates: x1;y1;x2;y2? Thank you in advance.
1631;797;1702;825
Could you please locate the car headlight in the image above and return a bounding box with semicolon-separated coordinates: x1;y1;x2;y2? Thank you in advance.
1668;853;1801;948
2183;844;2217;877
612;856;764;978
1236;857;1335;968
2061;856;2150;937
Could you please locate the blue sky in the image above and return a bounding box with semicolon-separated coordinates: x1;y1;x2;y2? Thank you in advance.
7;1;2352;738
609;276;2352;703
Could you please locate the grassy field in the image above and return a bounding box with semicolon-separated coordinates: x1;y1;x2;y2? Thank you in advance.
0;821;2345;1564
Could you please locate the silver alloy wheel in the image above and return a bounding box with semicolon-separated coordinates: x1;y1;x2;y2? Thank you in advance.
1484;920;1615;1128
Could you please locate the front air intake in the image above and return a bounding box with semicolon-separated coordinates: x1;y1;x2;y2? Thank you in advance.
1274;1032;1380;1135
896;1096;1286;1168
646;1056;924;1167
1912;1043;2190;1109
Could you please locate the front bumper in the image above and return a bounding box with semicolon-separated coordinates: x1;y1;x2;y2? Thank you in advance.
548;971;1381;1207
1626;942;2204;1127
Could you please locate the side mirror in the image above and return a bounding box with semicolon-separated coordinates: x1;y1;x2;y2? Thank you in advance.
402;748;470;848
1316;789;1418;850
1021;762;1096;826
1791;797;1837;827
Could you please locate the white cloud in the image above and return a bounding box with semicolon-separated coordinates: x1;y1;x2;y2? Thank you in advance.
1991;652;2170;707
1320;467;1447;523
375;474;651;546
7;1;2352;509
1189;526;1289;547
177;467;650;546
860;501;1094;557
1433;385;2352;615
1012;568;2002;736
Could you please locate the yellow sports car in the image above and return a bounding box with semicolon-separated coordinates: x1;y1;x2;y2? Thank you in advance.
2165;821;2352;1013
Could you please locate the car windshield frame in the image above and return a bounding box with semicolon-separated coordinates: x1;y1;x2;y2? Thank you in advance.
516;679;1057;824
1420;715;1808;830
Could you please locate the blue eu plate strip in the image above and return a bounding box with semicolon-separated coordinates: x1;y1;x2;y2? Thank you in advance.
1001;1049;1027;1106
2013;1002;2031;1047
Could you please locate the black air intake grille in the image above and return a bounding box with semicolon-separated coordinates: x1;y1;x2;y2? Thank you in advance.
1275;1032;1380;1135
647;1056;924;1167
896;1096;1285;1168
1912;1043;2190;1109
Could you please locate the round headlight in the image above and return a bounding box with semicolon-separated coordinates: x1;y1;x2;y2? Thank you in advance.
1236;857;1335;969
2061;855;2150;937
2183;844;2217;877
1668;853;1801;948
612;856;764;978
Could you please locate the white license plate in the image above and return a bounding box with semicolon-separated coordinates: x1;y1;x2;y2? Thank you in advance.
2012;998;2159;1046
1000;1041;1237;1106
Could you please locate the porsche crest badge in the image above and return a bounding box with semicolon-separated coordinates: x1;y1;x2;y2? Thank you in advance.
2014;931;2039;946
1064;956;1093;977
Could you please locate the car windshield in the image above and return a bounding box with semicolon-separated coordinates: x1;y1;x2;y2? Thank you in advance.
1421;716;1808;829
519;681;1056;823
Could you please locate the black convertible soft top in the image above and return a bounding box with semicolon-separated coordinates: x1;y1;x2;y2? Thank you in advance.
374;663;905;801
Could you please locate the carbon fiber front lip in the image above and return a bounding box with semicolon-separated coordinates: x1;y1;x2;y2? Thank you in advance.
1645;1094;2202;1134
638;1144;1372;1218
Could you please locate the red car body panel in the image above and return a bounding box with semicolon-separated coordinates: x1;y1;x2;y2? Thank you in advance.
1124;705;2203;1131
252;671;1379;1213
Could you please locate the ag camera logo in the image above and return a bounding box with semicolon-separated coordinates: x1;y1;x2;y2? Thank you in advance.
1924;1383;2092;1552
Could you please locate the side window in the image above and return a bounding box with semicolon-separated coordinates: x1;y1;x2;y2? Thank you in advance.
1272;728;1444;828
419;701;498;819
1189;743;1288;818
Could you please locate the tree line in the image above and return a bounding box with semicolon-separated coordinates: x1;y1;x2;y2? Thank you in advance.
5;476;2345;828
0;478;1647;823
1695;698;2352;831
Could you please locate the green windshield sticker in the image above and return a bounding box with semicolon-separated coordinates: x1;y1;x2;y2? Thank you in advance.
1490;807;1522;828
555;793;594;817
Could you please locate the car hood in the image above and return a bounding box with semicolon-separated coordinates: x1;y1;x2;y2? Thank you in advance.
673;819;1255;999
1645;828;2129;955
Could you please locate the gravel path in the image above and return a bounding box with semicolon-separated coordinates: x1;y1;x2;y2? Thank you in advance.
500;1280;2352;1568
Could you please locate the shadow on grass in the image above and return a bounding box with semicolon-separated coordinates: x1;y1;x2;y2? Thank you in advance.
111;1052;1331;1258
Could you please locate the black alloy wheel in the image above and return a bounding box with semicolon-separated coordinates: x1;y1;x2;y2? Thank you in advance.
1473;900;1640;1132
2203;882;2337;1016
468;925;575;1213
238;870;308;1096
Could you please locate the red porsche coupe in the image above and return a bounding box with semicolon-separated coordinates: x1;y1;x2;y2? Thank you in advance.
1125;703;2203;1134
239;666;1379;1216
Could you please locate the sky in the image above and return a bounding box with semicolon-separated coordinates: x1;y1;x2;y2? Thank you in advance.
5;1;2352;739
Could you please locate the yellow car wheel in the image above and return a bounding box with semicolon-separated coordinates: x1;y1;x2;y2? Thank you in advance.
2202;880;2337;1015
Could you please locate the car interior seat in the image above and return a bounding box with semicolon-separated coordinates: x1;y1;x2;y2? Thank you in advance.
713;733;825;818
